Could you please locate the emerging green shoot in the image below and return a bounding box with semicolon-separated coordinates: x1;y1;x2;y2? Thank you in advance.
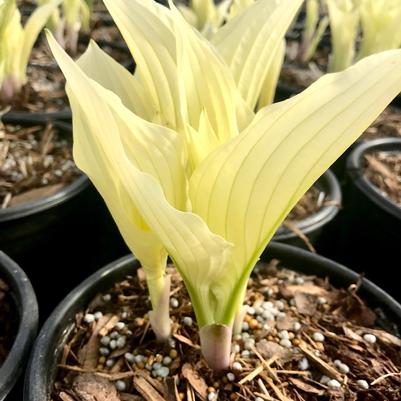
177;0;254;38
48;0;401;370
326;0;360;72
326;0;401;72
0;0;59;103
37;0;91;54
180;0;285;108
297;0;329;63
356;0;401;61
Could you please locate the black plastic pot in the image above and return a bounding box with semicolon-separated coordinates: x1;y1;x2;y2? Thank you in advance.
0;120;128;321
0;121;89;256
24;241;401;400
333;138;401;301
347;138;401;220
0;252;38;401
273;169;341;249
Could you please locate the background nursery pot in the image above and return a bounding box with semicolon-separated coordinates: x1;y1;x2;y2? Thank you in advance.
0;252;38;401
0;120;128;320
273;169;341;250
24;242;401;401
334;138;401;301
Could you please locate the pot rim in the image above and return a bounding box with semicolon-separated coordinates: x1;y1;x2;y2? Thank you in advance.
346;137;401;221
2;110;72;124
0;252;38;400
273;169;341;240
0;121;89;222
24;242;401;401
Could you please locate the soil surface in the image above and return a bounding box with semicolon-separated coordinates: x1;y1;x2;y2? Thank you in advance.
51;260;401;401
2;20;131;113
278;40;330;92
364;151;401;207
0;122;80;209
2;62;68;113
0;278;18;366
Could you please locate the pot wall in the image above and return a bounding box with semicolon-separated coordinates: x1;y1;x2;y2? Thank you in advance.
0;121;129;321
0;253;38;401
273;169;341;250
332;139;401;301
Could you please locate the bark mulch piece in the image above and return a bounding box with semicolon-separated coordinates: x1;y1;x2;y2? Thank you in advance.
364;151;401;207
0;122;80;209
51;260;401;401
0;278;18;366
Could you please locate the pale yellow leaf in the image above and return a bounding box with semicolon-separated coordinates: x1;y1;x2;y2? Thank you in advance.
21;0;61;80
103;0;184;130
170;1;243;143
190;49;401;323
48;32;232;327
212;0;303;110
77;40;154;121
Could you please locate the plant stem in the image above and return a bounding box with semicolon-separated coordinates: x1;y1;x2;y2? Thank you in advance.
148;274;171;342
232;304;248;335
199;324;232;371
0;75;20;103
65;22;80;55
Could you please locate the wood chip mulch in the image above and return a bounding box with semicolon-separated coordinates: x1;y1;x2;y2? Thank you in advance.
51;260;401;401
282;186;339;252
362;108;401;141
364;151;401;207
0;278;18;366
2;31;131;113
286;186;327;222
0;59;67;113
277;40;329;91
0;122;80;209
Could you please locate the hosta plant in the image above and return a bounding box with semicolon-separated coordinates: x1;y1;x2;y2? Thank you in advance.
326;0;401;72
48;0;401;371
177;0;254;37
326;0;360;72
177;0;231;36
37;0;91;54
179;0;285;109
0;0;59;103
356;0;401;62
297;0;329;63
